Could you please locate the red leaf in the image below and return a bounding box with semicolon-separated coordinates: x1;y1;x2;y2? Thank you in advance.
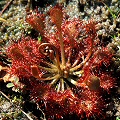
50;6;63;30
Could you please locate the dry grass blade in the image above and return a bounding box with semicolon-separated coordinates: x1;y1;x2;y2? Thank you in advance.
0;0;13;16
0;91;34;120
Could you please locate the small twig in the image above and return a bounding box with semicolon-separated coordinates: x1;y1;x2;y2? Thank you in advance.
0;91;11;101
36;103;46;120
0;0;13;16
21;110;34;120
0;90;34;120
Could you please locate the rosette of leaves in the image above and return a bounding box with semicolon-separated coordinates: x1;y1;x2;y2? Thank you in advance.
6;5;115;120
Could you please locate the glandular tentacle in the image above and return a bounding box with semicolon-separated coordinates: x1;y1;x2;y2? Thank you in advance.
70;38;93;72
72;51;84;68
60;78;65;92
41;60;57;69
38;65;57;73
67;78;79;86
40;74;60;81
39;43;61;73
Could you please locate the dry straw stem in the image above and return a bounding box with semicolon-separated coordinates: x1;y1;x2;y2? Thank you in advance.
0;0;13;16
0;91;34;120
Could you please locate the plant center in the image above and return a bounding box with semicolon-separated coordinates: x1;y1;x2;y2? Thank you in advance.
37;41;86;92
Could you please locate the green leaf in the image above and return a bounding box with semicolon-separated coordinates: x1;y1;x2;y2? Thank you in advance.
38;36;42;43
14;77;19;83
116;117;120;120
6;83;14;88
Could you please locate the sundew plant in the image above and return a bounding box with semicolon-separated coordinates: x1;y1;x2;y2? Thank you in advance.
6;5;116;120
